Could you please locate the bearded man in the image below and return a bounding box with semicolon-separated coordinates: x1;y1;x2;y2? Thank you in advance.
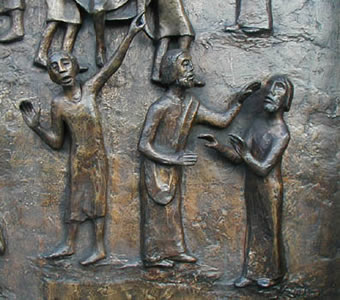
138;49;260;267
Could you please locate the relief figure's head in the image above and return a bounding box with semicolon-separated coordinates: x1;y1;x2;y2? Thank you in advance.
160;49;196;88
264;75;294;113
47;51;79;87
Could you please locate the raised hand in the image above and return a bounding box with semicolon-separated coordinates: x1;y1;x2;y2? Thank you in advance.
19;100;41;129
229;134;248;157
176;151;198;166
237;80;262;103
198;134;219;149
129;12;146;36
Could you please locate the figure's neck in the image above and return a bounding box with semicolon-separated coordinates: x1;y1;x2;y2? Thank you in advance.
265;110;284;123
168;85;186;99
63;81;81;101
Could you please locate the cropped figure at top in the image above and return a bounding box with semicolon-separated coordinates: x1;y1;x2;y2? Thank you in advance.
74;0;140;67
138;48;260;268
0;0;25;42
34;0;82;68
140;0;201;84
224;0;272;35
200;75;293;287
20;14;145;266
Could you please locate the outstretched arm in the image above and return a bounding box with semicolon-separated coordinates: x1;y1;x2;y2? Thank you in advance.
198;134;243;164
195;81;261;127
230;133;290;177
20;100;65;150
88;13;146;95
138;102;197;166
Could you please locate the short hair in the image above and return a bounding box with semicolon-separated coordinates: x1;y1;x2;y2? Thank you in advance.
159;49;187;86
267;74;294;112
47;51;79;81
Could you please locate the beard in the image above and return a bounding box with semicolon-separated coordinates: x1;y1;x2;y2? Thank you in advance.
264;103;278;112
176;75;195;88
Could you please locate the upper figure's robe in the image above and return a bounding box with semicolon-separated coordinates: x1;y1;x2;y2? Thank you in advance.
46;0;81;24
145;0;195;40
237;0;272;32
74;0;137;20
0;0;25;13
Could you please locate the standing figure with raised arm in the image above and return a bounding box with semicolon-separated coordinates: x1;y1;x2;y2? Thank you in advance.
0;0;25;42
224;0;272;35
199;75;294;287
138;48;260;268
20;14;145;266
34;0;82;68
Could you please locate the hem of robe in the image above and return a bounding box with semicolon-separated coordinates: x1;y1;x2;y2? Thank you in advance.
106;0;137;21
0;0;25;12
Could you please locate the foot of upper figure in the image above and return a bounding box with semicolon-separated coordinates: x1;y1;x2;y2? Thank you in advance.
80;249;106;266
169;252;197;263
234;276;280;288
44;244;75;259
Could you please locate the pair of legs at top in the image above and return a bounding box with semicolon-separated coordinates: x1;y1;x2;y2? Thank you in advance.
0;5;25;42
34;12;107;68
45;217;106;266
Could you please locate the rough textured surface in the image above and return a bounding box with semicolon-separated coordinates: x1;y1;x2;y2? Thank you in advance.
0;0;339;299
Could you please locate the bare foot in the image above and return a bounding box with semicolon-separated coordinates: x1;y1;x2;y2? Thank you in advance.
34;54;48;68
151;71;161;83
241;26;271;35
257;277;277;288
169;253;197;263
44;244;74;259
224;24;241;33
96;47;107;68
234;276;253;288
144;259;174;268
80;250;105;266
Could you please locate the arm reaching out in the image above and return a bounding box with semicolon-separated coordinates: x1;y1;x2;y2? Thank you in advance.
19;100;65;150
198;134;242;163
196;80;261;127
88;13;146;95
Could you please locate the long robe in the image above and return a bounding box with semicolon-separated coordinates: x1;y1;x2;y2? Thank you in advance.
242;126;286;281
0;0;25;13
55;85;108;223
140;96;199;263
237;0;272;31
146;0;194;40
74;0;129;14
46;0;81;24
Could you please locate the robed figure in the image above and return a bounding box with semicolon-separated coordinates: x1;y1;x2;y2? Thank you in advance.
20;14;145;265
139;49;260;268
225;0;273;34
200;75;294;287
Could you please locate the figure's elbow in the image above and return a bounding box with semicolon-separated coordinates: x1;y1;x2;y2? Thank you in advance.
49;136;64;150
253;163;273;177
138;138;149;156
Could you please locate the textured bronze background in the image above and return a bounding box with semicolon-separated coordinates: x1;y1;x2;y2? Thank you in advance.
0;0;339;299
